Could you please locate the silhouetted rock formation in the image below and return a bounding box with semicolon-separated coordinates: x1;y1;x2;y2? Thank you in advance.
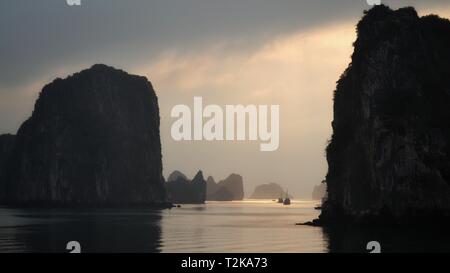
219;174;245;200
312;182;327;200
0;134;15;200
165;170;206;204
167;170;188;182
206;174;244;201
250;183;290;199
206;176;220;198
1;64;168;206
321;6;450;224
208;187;234;201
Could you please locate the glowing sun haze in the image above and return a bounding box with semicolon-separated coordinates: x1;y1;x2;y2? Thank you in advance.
134;23;355;197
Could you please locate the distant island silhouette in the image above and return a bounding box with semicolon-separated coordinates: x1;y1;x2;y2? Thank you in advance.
206;174;244;201
165;171;244;203
250;183;291;200
165;170;207;204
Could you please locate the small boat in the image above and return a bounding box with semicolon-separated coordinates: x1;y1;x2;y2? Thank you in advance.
277;192;284;203
282;190;291;205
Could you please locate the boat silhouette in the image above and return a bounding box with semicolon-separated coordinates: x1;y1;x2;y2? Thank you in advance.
283;190;291;205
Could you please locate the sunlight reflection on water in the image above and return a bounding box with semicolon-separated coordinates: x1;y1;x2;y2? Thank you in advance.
0;200;325;253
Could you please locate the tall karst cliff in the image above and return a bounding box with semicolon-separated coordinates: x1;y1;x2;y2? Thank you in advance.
0;134;15;200
1;64;168;206
322;6;450;223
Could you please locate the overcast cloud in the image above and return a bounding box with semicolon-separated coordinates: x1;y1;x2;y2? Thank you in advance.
1;0;450;197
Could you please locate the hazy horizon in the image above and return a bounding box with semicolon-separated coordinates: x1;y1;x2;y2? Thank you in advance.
1;0;450;198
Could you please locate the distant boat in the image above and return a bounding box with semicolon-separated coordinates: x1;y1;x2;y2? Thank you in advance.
277;192;284;203
282;190;291;205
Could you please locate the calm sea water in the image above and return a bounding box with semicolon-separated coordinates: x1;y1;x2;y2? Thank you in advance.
1;200;450;253
0;200;325;253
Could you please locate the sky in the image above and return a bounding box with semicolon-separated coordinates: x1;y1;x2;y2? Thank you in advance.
1;0;450;198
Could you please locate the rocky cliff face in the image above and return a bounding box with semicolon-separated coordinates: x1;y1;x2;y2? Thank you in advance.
2;64;168;206
165;170;206;204
207;174;244;201
321;6;450;223
0;134;15;200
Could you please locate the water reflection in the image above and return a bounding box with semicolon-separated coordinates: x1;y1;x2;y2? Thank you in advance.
0;207;163;253
323;224;450;253
0;201;327;253
2;202;450;253
158;201;326;253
